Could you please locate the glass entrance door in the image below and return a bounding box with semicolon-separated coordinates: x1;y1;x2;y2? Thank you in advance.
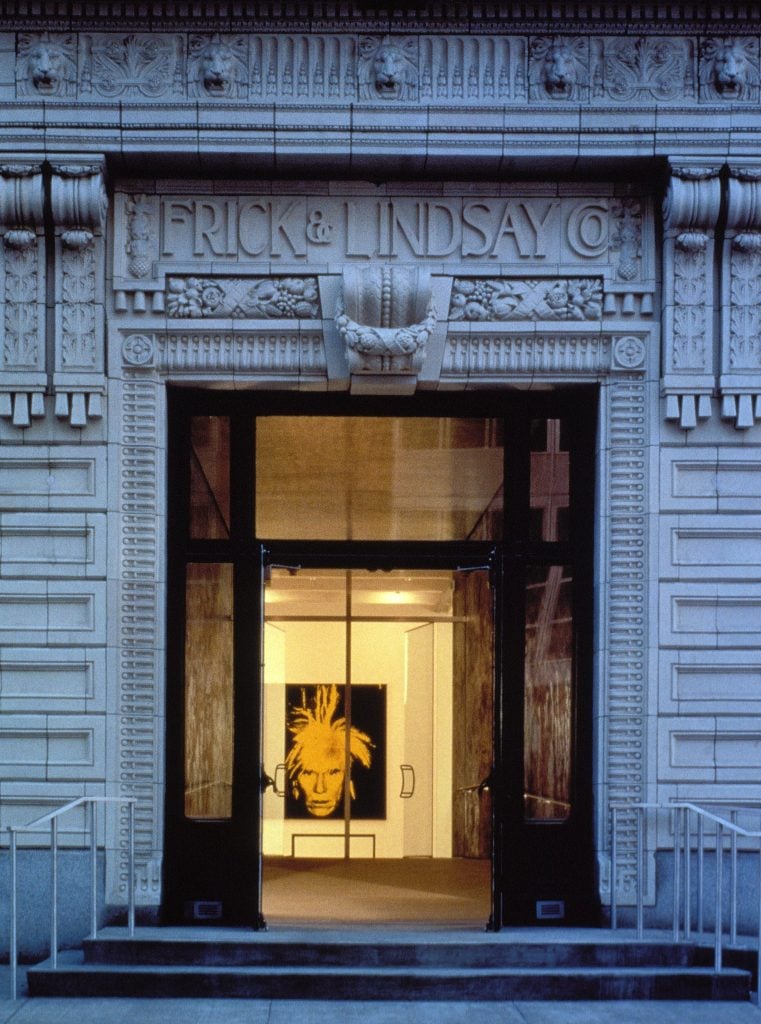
261;564;494;927
164;388;598;928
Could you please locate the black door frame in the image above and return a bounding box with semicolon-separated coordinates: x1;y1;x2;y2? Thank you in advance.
163;386;599;928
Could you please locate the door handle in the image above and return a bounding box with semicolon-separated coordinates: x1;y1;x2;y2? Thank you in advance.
261;764;286;796
457;774;493;795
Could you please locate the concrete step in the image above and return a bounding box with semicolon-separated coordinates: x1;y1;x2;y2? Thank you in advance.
81;936;702;969
27;949;752;1001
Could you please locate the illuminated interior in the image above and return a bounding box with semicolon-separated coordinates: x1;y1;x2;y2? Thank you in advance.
182;412;575;922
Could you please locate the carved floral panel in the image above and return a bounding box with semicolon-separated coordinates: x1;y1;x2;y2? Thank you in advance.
3;243;40;368
82;34;184;98
166;276;321;319
600;37;694;102
729;237;761;370
448;277;603;321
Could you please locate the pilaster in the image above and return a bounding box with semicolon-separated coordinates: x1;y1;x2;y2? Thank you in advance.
0;160;46;427
661;162;722;430
720;164;761;428
50;159;108;428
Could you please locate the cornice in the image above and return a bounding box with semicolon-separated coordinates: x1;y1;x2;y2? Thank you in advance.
1;2;761;33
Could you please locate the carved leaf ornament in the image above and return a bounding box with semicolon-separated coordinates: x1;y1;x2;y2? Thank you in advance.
166;276;320;319
449;277;602;321
90;35;179;98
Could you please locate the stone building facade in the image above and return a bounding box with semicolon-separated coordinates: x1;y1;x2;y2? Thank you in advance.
1;2;761;947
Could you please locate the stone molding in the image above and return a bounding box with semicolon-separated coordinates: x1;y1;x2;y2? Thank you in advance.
603;376;649;904
108;373;164;907
9;30;761;108
110;273;654;911
1;2;759;31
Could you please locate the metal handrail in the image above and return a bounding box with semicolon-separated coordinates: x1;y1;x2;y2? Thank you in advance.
7;796;137;1001
610;801;761;1002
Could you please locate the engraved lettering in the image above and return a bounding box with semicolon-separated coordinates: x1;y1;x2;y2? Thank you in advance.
462;201;492;257
306;208;333;244
193;200;227;256
378;200;393;257
567;201;609;257
489;201;535;258
426;201;461;257
145;193;627;266
161;200;193;257
521;200;559;258
270;198;307;257
345;201;373;258
391;201;425;256
237;200;268;256
225;199;237;255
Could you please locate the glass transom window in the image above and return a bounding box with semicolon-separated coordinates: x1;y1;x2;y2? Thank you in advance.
255;416;504;541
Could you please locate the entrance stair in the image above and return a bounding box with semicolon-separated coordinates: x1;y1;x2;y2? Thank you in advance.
26;927;753;1000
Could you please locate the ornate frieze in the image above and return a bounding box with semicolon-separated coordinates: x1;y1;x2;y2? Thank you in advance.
113;190;651;284
720;165;761;428
448;277;603;322
166;276;321;319
0;162;46;428
82;33;184;98
50;161;108;427
121;330;326;378
661;164;722;429
600;37;693;102
13;30;761;106
442;331;647;382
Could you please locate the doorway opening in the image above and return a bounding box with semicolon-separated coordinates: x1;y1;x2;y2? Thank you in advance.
164;388;598;929
261;566;494;927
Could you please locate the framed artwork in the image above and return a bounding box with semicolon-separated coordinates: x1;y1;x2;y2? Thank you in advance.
284;683;386;820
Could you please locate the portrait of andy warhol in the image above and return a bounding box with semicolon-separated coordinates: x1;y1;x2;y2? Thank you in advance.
284;683;386;820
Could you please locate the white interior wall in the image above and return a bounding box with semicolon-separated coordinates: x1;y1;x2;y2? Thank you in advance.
262;618;454;858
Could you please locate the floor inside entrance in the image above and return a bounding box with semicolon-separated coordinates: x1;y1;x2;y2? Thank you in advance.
262;857;491;927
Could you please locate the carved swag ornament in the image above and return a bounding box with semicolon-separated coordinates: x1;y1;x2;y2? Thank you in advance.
336;266;435;374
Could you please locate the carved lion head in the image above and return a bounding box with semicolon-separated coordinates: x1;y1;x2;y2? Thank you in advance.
701;38;757;100
358;36;418;100
529;37;587;100
713;40;750;95
18;33;76;96
188;34;247;98
542;42;578;97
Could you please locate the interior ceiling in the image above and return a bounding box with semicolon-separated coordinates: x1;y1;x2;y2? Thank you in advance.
265;570;456;618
